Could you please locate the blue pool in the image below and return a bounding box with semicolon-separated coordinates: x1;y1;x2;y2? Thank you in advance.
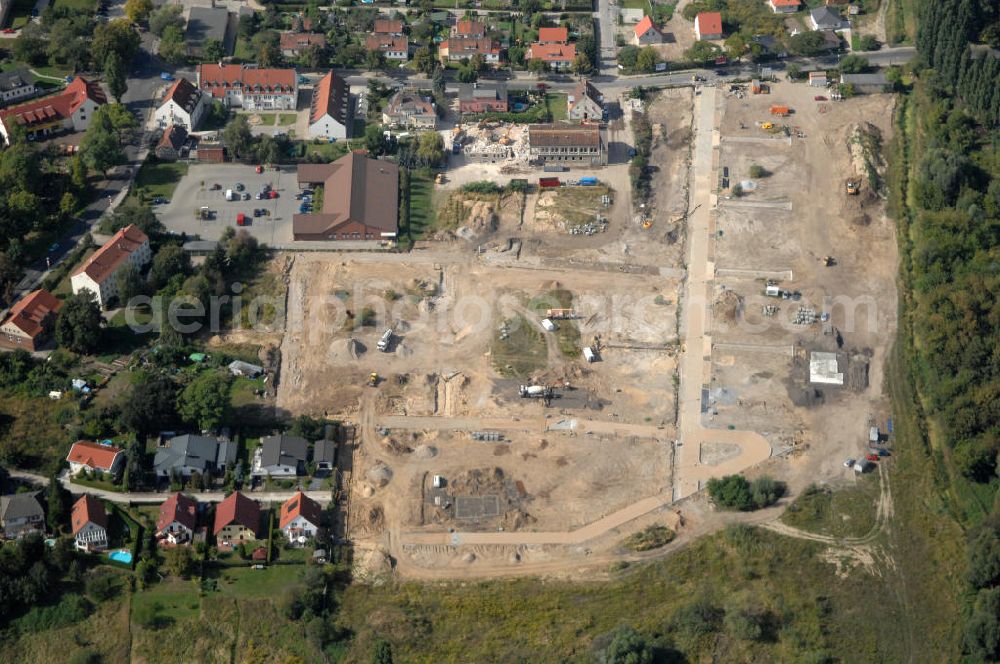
108;550;132;564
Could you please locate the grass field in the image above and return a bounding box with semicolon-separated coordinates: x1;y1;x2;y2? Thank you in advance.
299;140;350;162
491;314;548;377
780;475;879;538
133;160;188;200
529;288;581;358
278;113;298;126
546;93;568;121
407;171;436;240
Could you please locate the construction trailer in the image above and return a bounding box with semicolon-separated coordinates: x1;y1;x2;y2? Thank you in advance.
769;105;790;116
582;346;597;363
377;328;393;352
546;308;577;319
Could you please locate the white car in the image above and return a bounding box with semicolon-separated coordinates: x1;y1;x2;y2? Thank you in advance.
843;458;855;468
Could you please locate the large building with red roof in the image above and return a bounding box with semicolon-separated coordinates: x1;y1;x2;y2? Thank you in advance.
213;491;261;543
196;64;297;111
70;224;151;307
157;492;198;545
154;77;207;130
0;289;62;351
307;70;352;139
0;76;105;145
66;440;125;477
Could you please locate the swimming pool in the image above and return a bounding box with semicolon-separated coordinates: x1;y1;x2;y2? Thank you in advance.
108;550;132;565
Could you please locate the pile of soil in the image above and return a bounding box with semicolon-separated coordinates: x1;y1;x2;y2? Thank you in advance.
366;463;393;487
715;290;744;323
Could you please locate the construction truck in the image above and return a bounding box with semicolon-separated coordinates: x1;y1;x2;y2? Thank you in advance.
546;308;577;320
760;122;774;130
519;385;554;399
845;178;861;195
376;328;393;352
769;105;790;116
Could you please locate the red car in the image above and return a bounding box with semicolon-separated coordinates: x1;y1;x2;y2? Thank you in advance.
255;165;263;174
236;213;250;226
814;95;827;101
865;453;879;462
268;191;278;199
2;28;15;33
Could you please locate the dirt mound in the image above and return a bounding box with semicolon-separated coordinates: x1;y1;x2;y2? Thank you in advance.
382;437;412;456
413;444;437;459
715;290;744;323
329;337;364;362
366;463;394;487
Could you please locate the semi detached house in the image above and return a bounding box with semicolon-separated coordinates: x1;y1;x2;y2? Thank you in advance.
196;64;298;111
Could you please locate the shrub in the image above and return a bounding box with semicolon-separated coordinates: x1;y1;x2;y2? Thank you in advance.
707;475;785;510
748;164;768;178
623;525;675;552
461;181;502;194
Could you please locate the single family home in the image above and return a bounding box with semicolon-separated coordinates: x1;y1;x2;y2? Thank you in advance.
567;79;604;121
66;440;125;478
213;491;261;543
71;494;108;552
768;0;801;13
279;491;323;541
156;492;198;545
153;434;238;480
0;493;44;539
633;16;664;45
252;434;308;477
694;12;724;40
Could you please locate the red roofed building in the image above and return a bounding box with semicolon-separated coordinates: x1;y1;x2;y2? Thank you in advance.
373;18;403;35
0;76;105;144
0;289;62;351
196;64;298;110
280;31;326;57
70;224;151;307
452;19;486;38
633;15;664;44
694;11;724;40
527;42;577;69
365;34;409;61
307;70;352;139
157;492;198;545
279;491;323;541
154;77;206;130
537;27;569;44
438;37;501;65
72;495;108;551
66;441;125;477
213;491;261;543
768;0;801;12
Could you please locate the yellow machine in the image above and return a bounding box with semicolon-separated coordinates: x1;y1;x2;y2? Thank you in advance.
368;372;378;387
761;122;774;130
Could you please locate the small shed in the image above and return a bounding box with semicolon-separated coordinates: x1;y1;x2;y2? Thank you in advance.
582;347;597;363
540;319;557;332
228;360;264;378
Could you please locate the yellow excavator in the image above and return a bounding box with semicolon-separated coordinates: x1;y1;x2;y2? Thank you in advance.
368;372;379;387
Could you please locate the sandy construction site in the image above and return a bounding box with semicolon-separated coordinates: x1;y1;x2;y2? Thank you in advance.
265;81;898;579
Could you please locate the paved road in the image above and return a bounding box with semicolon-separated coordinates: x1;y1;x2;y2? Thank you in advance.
8;469;333;504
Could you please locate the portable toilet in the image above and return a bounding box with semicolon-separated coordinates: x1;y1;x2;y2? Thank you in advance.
583;347;596;363
432;475;444;488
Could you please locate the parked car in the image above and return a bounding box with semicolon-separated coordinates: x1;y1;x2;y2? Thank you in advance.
255;165;263;173
268;191;278;199
865;453;879;462
160;72;174;81
152;196;168;205
235;182;245;191
255;192;263;200
242;192;251;200
843;458;855;468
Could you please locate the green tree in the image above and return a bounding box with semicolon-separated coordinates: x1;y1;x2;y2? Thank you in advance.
787;30;828;56
572;52;592;76
252;31;281;66
413;46;435;75
618;45;639;69
365;49;386;71
104;51;127;102
119;376;179;441
684;40;721;64
115;262;145;306
636;46;659;72
371;639;393;664
124;0;153;24
56;290;103;354
748;164;767;178
859;34;880;51
177;371;232;431
222;115;254;161
80;120;124;176
364;122;387;156
469;52;487;73
605;626;653;664
839;54;870;74
786;63;802;80
159;25;187;64
59;192;78;218
968;528;1000;589
724;32;748;61
150;244;191;289
148;4;184;37
104;200;162;236
46;473;70;533
93;18;141;65
163;545;194;577
527;57;547;76
202;38;225;63
965;587;1000;661
13;23;47;65
416;131;444;167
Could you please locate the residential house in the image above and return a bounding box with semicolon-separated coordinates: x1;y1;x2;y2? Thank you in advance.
153;434;238;480
196;64;298;111
0;69;37;107
252;434;308;477
71;495;108;552
527;42;577;70
365;34;409;61
155;124;188;161
185;7;233;58
809;6;847;30
767;0;801;13
438;37;501;66
0;493;44;539
293;153;399;241
154;77;207;130
279;491;323;541
694;11;724;40
280;32;326;58
567;79;604;121
70;224;151;307
156;492;198;545
633;16;664;45
307;70;352;139
840;71;889;94
451;19;486;38
382;89;437;129
458;82;508;114
313;439;336;473
213;491;261;543
0;289;62;351
373;18;404;35
537;27;569;44
528;123;606;167
66;440;125;478
0;76;105;145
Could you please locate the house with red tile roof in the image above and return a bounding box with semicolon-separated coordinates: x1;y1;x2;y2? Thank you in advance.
527;42;577;69
768;0;801;13
537;27;569;44
452;19;486;38
72;495;108;551
365;34;409;61
157;492;198;545
438;37;501;65
0;77;105;145
0;289;62;351
70;224;151;307
280;31;326;57
308;70;352;139
633;15;664;44
373;18;404;35
196;64;298;111
66;441;125;477
213;491;261;543
155;124;188;161
279;491;323;541
154;77;206;130
694;11;724;40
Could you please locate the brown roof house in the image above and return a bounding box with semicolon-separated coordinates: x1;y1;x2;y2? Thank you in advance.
154;77;206;130
294;152;398;242
213;491;261;544
307;70;352;140
365;34;409;61
155;124;188;161
280;31;326;58
458;82;508;114
528;123;607;167
0;76;105;145
0;289;61;351
279;491;323;542
70;224;151;307
71;495;108;552
382;89;436;129
567;79;604;121
157;492;198;545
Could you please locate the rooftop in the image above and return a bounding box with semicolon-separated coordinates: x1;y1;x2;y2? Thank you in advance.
1;289;61;339
529;123;602;148
695;11;723;36
198;64;296;94
186;6;229;45
159;77;202;114
66;440;123;472
309;70;350;125
259;434;308;468
71;494;107;535
538;27;568;43
0;77;105;132
279;491;323;530
0;69;33;93
157;492;198;533
634;15;661;37
809;351;845;385
294;152;399;238
213;491;260;535
72;224;148;285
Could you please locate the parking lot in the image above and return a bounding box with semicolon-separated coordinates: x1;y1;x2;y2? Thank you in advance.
157;164;304;245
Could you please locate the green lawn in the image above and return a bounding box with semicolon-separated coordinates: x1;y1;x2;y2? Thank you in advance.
299;140;350;162
621;0;649;9
278;113;298;126
231;375;266;407
248;112;276;126
529;288;581;358
214;564;306;599
133;160;188;200
407;171;435;240
131;579;202;624
547;93;568;122
780;476;880;539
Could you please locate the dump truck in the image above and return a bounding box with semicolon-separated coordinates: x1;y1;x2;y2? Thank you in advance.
519;385;554;399
539;177;561;188
761;122;774;130
376;328;393;352
578;176;598;186
845;178;860;195
770;105;790;116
